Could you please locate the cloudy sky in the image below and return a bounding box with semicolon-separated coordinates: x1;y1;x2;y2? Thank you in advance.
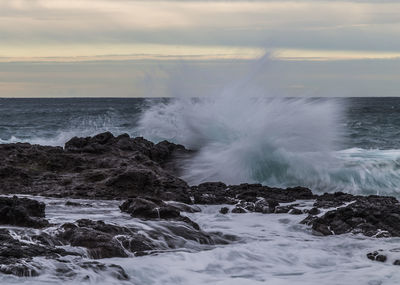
1;0;399;97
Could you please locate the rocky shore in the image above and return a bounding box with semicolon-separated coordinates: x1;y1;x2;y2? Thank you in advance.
1;132;400;279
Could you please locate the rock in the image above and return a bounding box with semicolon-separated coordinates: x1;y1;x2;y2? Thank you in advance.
57;219;154;258
0;228;80;277
191;183;314;205
289;208;303;215
65;201;92;207
119;198;181;219
306;207;320;215
231;207;246;213
393;260;400;265
0;133;192;203
309;195;400;237
314;192;357;208
219;207;229;214
57;218;232;259
0;196;49;228
367;251;387;262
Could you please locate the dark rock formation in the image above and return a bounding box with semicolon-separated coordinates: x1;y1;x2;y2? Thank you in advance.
57;219;154;258
306;195;400;237
0;228;79;277
191;183;314;206
367;251;387;262
57;218;233;259
0;133;192;202
0;196;49;228
119;198;181;219
219;207;229;214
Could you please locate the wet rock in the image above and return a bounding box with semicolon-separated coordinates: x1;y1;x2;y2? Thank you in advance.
300;214;319;226
0;196;49;228
0;133;192;203
65;201;92;207
57;219;153;258
289;208;303;215
219;207;229;214
77;261;129;281
309;195;400;237
191;183;314;205
367;251;387;262
119;198;181;219
0;228;80;277
306;207;320;215
231;207;246;214
167;201;201;213
57;218;231;259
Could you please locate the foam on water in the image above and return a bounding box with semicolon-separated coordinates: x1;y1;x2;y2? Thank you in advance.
2;197;399;285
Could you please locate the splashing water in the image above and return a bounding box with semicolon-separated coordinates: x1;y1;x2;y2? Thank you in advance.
137;57;400;196
138;95;347;188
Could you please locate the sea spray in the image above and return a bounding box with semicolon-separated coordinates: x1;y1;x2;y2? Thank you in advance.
137;96;344;188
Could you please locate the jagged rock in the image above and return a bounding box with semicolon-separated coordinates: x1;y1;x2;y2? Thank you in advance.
191;183;314;205
0;228;79;277
231;207;246;213
219;207;229;214
56;218;231;259
0;196;49;228
367;251;387;262
120;198;201;230
119;198;181;219
306;207;320;215
57;219;153;258
289;208;303;215
309;195;400;237
0;133;192;203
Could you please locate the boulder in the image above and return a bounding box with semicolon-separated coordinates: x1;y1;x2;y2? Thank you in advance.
0;196;49;228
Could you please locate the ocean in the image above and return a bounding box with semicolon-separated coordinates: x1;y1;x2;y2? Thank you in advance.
1;97;400;284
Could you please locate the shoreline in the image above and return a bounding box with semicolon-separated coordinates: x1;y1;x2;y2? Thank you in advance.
1;132;400;281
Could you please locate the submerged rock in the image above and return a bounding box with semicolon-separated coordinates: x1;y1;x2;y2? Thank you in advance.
0;228;79;277
57;219;153;258
56;218;233;259
191;183;314;206
119;198;181;219
0;196;49;228
367;251;387;262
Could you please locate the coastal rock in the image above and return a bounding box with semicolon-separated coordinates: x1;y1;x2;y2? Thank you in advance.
57;219;153;258
191;183;314;205
367;251;387;262
308;195;400;237
0;133;192;202
0;196;49;228
119;198;181;219
0;228;79;277
57;218;232;259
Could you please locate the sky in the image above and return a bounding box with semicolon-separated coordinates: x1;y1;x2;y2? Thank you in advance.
0;0;399;97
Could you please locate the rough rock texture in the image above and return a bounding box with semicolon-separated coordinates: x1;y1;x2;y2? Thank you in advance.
0;132;192;202
57;219;154;258
57;218;232;259
0;228;79;277
120;198;181;220
0;196;49;228
305;195;400;237
191;183;314;206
